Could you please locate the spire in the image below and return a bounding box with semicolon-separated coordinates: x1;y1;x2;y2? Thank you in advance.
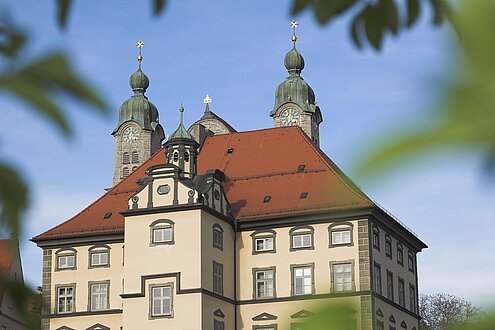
129;40;149;93
284;21;305;75
168;104;195;141
203;94;212;114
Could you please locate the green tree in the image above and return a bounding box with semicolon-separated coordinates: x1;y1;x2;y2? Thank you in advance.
419;294;484;330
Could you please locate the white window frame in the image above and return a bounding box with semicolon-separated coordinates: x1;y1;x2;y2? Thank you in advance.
150;219;175;246
57;285;75;314
255;237;274;252
58;255;75;269
331;230;351;245
332;262;353;292
254;268;275;299
90;282;108;311
90;251;109;267
153;227;173;243
292;233;312;249
251;230;276;254
151;285;172;317
292;265;313;296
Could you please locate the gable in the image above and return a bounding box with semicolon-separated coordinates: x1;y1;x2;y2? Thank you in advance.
252;312;278;321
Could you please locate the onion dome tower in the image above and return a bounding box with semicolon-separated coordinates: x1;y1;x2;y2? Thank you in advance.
270;21;323;146
165;105;199;179
112;41;165;185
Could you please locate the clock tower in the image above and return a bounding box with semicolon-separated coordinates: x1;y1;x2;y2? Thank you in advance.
112;41;165;185
270;21;322;146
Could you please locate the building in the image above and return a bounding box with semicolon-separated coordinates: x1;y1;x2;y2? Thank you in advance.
0;239;28;329
32;28;427;330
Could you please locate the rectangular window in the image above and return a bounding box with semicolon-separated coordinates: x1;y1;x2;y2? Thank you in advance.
292;234;312;249
58;255;75;269
373;263;382;294
57;286;74;313
153;227;172;243
333;263;353;292
213;261;223;295
255;327;277;330
397;245;404;265
408;254;415;273
386;271;394;301
373;229;380;250
293;266;312;295
331;230;351;245
213;228;223;250
255;237;274;252
90;282;108;311
214;320;225;330
254;269;274;299
90;251;108;267
398;278;405;307
385;238;392;257
377;320;384;330
409;284;416;313
151;286;172;317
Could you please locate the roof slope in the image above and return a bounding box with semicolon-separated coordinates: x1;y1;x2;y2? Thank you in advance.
33;126;373;241
0;239;15;303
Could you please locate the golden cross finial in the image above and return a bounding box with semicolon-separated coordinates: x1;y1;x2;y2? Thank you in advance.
136;40;144;67
290;20;299;44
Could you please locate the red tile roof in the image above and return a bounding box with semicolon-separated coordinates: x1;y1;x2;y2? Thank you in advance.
33;126;373;241
0;239;15;303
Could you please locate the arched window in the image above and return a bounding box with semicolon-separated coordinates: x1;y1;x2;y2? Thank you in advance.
408;251;415;273
122;167;130;178
385;235;392;258
173;151;179;162
122;152;130;164
397;243;404;266
328;222;354;247
372;226;380;250
184;151;190;162
132;166;137;172
251;230;276;254
289;226;314;251
88;245;110;268
212;224;224;250
131;151;139;164
55;248;77;270
150;219;175;245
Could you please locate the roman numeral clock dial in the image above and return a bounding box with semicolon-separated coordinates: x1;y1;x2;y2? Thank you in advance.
281;108;299;126
123;127;139;143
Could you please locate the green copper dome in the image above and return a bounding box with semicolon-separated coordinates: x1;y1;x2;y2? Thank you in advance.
129;68;149;91
284;46;305;74
112;67;159;134
168;106;195;141
270;45;317;116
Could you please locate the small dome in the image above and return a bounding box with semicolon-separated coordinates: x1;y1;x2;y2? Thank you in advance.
284;47;305;73
129;68;149;91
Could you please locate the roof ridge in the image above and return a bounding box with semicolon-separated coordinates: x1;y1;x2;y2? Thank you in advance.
227;168;327;182
32;147;166;240
293;127;374;207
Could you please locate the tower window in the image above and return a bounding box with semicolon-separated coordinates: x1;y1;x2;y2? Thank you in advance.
123;152;130;164
122;167;130;178
173;151;179;162
184;151;190;162
132;166;137;172
132;151;139;164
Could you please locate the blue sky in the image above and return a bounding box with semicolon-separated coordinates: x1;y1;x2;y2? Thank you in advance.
1;1;494;307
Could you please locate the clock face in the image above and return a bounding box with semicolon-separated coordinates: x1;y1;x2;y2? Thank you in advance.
281;108;299;126
123;127;139;143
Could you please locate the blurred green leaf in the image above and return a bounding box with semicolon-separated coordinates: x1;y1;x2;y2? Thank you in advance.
364;4;383;50
0;273;41;330
55;0;72;29
407;0;420;27
357;0;495;175
153;0;166;15
0;53;108;136
0;22;27;57
0;163;28;239
314;0;357;25
381;0;399;35
291;0;312;15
